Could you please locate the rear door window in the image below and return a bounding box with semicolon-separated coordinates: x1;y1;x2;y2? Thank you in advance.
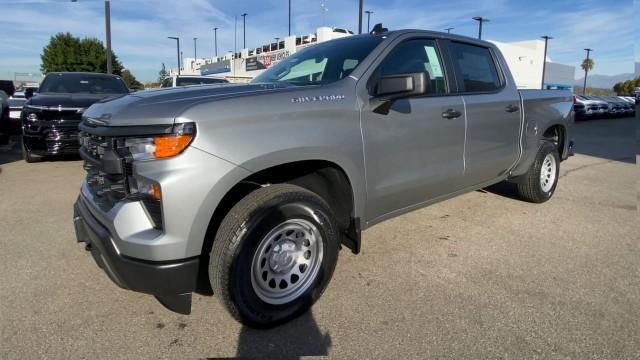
449;42;502;93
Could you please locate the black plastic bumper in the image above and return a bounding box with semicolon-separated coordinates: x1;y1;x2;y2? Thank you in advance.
73;196;199;314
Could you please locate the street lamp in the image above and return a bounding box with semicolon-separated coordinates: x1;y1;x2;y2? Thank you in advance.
193;37;198;59
365;10;373;33
445;27;454;33
167;36;180;75
540;35;553;90
583;48;594;95
358;0;363;34
472;16;489;39
213;27;218;57
71;0;112;74
288;0;292;36
241;13;248;49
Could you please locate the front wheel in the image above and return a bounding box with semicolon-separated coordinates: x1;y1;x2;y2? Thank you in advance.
516;141;560;203
209;184;339;328
22;140;42;163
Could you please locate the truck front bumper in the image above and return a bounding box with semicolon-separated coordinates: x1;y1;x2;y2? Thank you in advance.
73;195;199;314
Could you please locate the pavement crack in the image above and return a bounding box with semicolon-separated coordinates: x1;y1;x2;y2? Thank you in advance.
560;157;634;178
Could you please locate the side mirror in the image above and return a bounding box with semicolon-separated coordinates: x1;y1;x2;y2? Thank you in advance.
25;88;35;99
372;72;429;114
376;72;427;99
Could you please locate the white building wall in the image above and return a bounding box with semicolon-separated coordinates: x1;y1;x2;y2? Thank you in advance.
491;39;575;90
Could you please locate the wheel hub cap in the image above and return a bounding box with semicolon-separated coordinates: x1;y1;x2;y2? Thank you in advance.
251;219;323;305
539;153;557;193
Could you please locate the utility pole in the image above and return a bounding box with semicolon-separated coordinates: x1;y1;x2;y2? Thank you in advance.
168;37;180;75
213;27;218;57
358;0;363;34
193;37;198;59
540;35;553;90
445;27;454;33
472;16;489;39
104;0;112;74
583;48;593;95
365;10;373;33
241;13;248;49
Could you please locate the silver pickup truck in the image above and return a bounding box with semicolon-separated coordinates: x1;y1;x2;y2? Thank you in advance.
73;29;573;328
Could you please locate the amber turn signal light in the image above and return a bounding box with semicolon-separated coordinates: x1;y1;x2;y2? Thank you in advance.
153;134;194;159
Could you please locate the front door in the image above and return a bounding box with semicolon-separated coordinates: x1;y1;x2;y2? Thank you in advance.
359;38;466;222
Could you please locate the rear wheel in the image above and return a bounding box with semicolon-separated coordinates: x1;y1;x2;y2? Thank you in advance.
209;184;339;328
516;141;559;203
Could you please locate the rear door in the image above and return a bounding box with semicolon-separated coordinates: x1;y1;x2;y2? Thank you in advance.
359;36;466;222
448;41;521;186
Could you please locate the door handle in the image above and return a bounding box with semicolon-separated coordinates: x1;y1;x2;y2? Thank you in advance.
505;104;520;113
441;109;462;119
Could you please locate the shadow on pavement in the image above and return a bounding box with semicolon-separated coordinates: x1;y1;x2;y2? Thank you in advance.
0;136;81;167
0;136;23;166
210;311;331;360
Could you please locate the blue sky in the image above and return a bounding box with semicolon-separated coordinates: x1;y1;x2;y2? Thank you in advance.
0;0;635;82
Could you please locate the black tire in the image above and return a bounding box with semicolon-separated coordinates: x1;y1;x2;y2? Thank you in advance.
22;140;41;163
209;184;339;328
516;141;560;203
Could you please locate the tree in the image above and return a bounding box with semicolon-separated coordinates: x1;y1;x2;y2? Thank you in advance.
41;32;123;75
157;63;169;83
612;77;640;96
581;58;594;73
121;69;143;90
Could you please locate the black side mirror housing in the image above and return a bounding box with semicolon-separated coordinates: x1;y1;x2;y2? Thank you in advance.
25;88;35;99
372;72;428;114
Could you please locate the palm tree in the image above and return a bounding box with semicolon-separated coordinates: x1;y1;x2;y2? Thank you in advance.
581;58;594;95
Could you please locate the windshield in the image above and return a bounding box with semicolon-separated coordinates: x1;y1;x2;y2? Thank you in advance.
252;36;383;86
39;73;129;94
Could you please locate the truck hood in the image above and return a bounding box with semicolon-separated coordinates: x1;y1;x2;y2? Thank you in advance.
83;82;295;127
27;93;119;109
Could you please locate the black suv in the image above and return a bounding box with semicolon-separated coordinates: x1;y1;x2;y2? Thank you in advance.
0;80;16;144
21;72;129;162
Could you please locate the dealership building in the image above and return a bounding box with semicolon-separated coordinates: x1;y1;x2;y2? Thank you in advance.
172;27;575;90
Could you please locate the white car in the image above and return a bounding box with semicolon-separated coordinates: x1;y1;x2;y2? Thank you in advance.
160;75;229;88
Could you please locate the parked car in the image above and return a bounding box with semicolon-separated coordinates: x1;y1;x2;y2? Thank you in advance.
160;75;229;88
12;86;39;99
21;72;130;162
574;95;606;119
73;29;574;328
0;80;16;144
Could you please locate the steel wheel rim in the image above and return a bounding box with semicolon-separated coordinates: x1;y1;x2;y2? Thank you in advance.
539;153;557;193
250;219;323;305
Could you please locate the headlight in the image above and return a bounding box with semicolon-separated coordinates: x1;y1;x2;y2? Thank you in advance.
124;122;195;160
26;113;38;122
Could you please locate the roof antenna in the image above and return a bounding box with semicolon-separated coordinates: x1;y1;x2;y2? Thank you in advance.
370;23;388;35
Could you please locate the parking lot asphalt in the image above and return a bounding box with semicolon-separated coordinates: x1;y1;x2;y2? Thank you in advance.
0;117;638;359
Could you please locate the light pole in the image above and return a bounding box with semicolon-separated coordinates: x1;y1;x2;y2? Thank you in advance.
365;10;373;33
540;35;553;90
71;0;112;74
583;48;593;95
472;16;489;39
213;27;218;57
288;0;291;36
358;0;363;34
445;27;454;34
241;13;248;49
168;36;180;75
193;37;198;59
